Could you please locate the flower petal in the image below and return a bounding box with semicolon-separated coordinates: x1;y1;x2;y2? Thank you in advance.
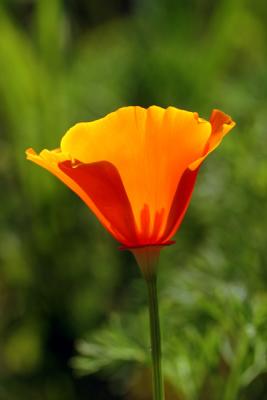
26;148;137;245
189;109;235;170
26;106;235;248
58;160;138;246
60;106;211;236
160;167;200;243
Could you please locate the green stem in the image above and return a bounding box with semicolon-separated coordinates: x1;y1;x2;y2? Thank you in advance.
145;275;165;400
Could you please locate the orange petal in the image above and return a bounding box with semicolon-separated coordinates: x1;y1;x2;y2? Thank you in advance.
58;160;138;246
189;109;235;170
26;106;235;247
60;106;211;235
26;148;136;245
160;167;199;243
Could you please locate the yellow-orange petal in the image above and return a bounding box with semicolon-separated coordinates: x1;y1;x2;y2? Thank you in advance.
26;106;235;247
189;109;235;170
58;159;138;246
160;167;200;243
26;148;136;245
60;106;212;238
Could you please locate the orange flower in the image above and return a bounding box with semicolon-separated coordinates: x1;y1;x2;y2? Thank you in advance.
26;106;235;249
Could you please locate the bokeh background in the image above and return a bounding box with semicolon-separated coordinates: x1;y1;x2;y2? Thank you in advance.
1;0;267;399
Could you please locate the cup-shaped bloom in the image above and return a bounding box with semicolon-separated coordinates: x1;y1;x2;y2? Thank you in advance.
26;106;235;248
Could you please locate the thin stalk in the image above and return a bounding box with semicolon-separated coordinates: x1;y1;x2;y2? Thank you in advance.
145;274;165;400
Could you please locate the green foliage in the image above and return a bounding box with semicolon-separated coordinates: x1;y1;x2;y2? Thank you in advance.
1;0;267;399
74;265;267;399
73;312;148;374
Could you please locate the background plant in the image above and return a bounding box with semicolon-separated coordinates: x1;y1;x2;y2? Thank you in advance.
1;0;267;399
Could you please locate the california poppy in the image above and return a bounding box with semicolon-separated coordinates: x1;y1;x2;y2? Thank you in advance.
26;106;235;250
26;105;235;400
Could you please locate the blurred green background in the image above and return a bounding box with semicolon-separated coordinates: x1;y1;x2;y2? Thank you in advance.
1;0;267;399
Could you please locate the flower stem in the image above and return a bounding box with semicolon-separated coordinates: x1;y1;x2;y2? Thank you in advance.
130;246;164;399
145;274;165;400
